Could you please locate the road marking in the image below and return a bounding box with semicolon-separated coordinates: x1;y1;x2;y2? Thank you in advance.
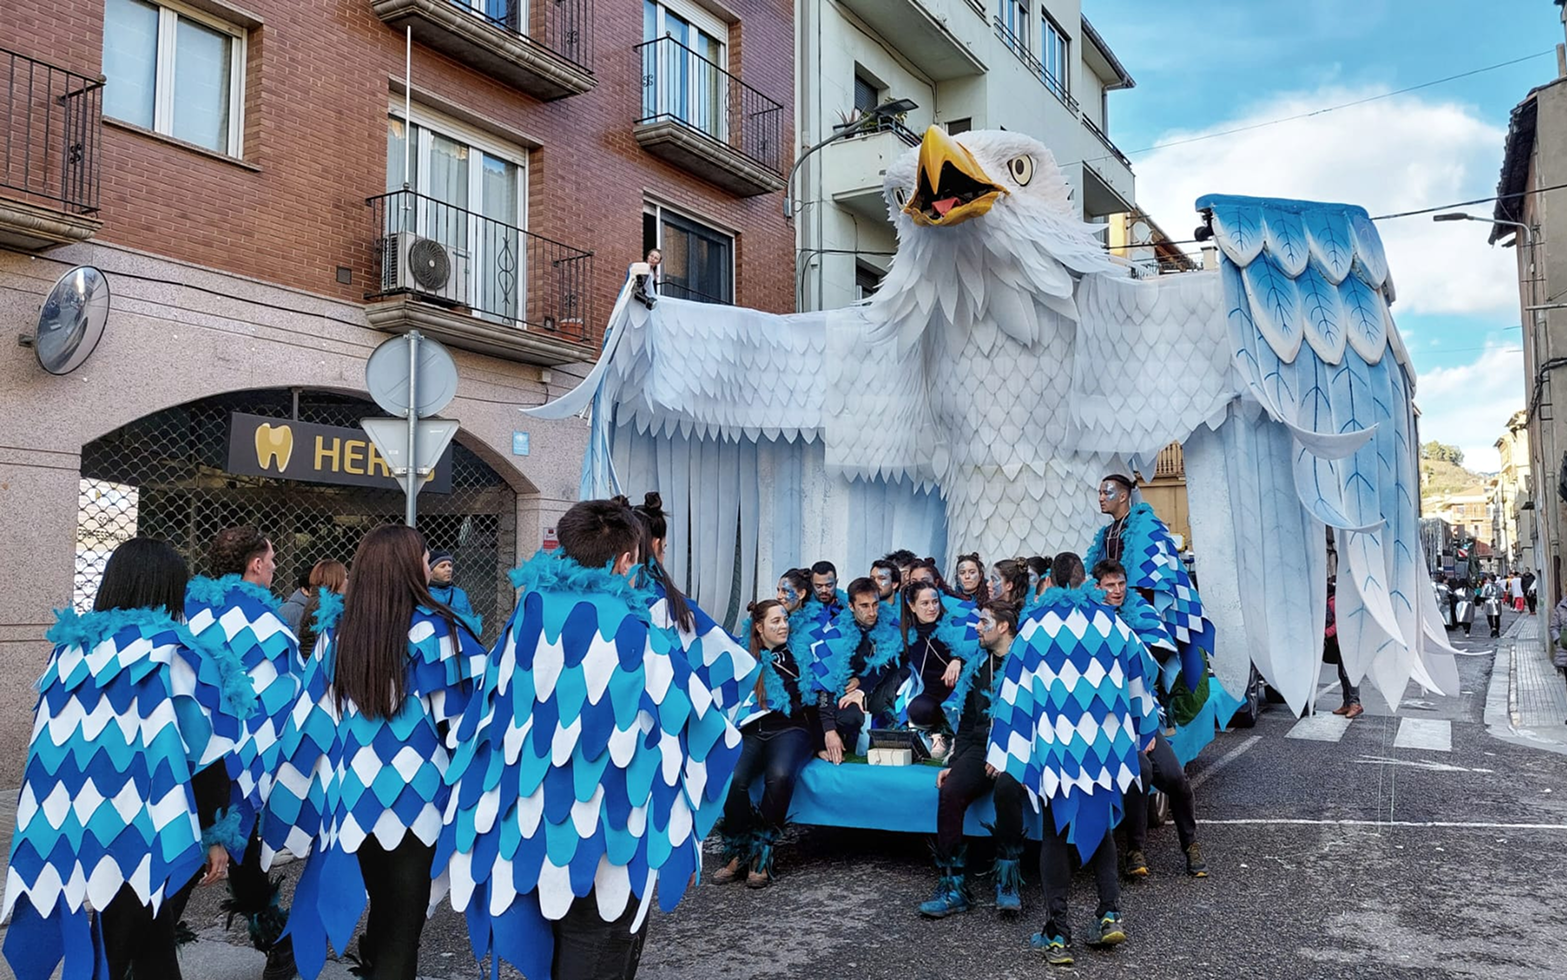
1392;718;1452;752
1286;713;1351;742
1354;755;1491;774
1205;817;1567;831
1189;735;1262;789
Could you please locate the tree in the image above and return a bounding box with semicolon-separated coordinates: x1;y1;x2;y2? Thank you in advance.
1421;441;1465;466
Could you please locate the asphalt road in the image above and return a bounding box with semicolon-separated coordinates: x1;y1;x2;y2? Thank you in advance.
176;610;1567;979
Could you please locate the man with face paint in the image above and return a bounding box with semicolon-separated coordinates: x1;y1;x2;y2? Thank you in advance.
1085;474;1217;746
919;599;1028;920
805;560;848;624
870;559;903;625
813;578;904;757
1092;559;1207;879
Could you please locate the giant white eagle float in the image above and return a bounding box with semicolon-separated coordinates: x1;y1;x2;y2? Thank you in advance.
527;127;1458;714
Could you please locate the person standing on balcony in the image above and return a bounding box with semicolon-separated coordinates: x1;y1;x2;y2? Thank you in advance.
644;248;663;294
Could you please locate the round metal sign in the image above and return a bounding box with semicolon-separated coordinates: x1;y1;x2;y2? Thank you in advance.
366;333;458;417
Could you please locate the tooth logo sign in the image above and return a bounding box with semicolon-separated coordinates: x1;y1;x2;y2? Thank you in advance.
255;423;294;472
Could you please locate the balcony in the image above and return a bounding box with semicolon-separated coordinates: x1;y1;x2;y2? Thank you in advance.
834;0;984;81
633;36;786;197
371;0;594;101
994;17;1078;113
821;120;922;223
0;48;103;250
366;189;597;366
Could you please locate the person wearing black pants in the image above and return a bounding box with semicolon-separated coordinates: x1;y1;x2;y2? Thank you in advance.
902;582;969;759
551;894;649;980
1120;731;1203;877
354;837;437;978
920;600;1027;919
1038;816;1120;948
715;599;817;888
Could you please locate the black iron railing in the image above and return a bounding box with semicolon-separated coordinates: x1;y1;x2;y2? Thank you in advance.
1;48;102;215
992;17;1077;113
660;279;731;305
1083;115;1130;169
448;0;593;71
842;114;921;147
635;35;784;175
369;188;595;345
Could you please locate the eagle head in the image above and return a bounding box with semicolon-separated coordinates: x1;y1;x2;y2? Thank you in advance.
883;128;1081;232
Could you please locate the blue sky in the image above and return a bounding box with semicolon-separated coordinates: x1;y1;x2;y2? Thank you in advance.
1084;0;1563;469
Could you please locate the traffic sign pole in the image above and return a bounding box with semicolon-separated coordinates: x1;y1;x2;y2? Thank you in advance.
405;331;420;526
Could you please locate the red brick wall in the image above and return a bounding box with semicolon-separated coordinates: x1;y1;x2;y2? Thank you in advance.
1;0;797;326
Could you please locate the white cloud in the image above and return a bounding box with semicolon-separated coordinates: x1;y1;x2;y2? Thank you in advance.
1410;346;1524;471
1132;87;1515;318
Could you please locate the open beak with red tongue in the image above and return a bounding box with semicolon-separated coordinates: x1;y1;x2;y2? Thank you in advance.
902;126;1006;228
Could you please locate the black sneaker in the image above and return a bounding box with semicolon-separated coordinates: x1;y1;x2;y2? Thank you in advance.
1030;931;1074;965
262;936;299;980
1185;842;1209;878
1095;912;1127;946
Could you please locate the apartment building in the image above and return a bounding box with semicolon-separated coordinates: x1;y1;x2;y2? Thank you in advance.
1491;409;1534;575
0;0;794;780
793;0;1138;310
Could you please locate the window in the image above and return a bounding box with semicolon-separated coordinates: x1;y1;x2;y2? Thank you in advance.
645;202;733;304
947;117;972;135
1042;11;1069;100
855;263;884;301
387;109;527;321
998;0;1029;51
102;0;246;156
854;72;880;115
643;0;728;140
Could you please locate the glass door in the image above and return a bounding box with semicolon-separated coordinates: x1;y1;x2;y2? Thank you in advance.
643;1;727;142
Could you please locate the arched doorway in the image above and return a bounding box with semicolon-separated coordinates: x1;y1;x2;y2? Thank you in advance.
75;389;518;637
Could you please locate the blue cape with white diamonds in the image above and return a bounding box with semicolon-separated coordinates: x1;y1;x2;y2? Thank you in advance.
266;597;486;980
2;607;257;980
810;607;903;698
645;578;759;726
437;552;743;980
985;586;1160;862
1086;503;1213;692
184;575;300;831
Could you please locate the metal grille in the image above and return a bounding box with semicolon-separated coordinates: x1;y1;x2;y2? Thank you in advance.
75;389;517;639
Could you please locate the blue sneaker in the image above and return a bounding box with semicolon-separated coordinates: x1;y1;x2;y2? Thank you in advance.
1029;931;1074;966
918;876;972;918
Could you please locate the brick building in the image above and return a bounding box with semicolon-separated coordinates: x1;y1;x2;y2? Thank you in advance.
0;0;794;781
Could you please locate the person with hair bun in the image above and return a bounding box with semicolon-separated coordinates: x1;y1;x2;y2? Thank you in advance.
953;553;988;605
714;598;816;888
626;491;759;724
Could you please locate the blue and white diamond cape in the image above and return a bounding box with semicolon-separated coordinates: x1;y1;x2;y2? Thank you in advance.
1086;502;1213;695
262;596;486;980
437;552;743;980
644;578;759;727
810;607;903;699
1110;592;1172;698
185;575;300;833
2;606;258;980
985;586;1159;862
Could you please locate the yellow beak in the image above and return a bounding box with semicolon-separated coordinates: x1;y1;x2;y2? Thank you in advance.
902;126;1006;227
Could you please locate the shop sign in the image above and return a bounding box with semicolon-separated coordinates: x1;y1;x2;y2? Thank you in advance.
227;412;452;493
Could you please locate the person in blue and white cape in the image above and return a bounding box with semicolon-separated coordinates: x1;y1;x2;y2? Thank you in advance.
715;597;823;887
811;576;905;756
870;558;903;625
184;525;302;980
986;552;1160;967
803;560;849;625
624;491;759;726
260;524;486;980
1092;558;1207;880
3;538;257;980
438;499;742;980
898;579;980;761
919;598;1030;921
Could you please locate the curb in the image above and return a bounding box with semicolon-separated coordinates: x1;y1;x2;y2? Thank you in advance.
1483;628;1567;758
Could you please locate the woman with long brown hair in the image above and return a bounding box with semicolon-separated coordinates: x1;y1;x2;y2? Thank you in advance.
713;598;816;889
260;525;485;980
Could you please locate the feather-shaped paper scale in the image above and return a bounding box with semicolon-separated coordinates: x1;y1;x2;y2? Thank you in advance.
527;131;1455;723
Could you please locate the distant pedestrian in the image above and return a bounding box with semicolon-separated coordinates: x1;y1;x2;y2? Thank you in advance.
1523;571;1538;615
279;565;313;635
1455;579;1475;636
297;559;348;657
426;549;480;636
1479;575;1503;637
1508;573;1526;612
1325;579;1362;719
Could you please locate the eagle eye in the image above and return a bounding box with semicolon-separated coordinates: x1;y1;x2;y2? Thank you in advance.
1008;155;1034;186
893;186;908;208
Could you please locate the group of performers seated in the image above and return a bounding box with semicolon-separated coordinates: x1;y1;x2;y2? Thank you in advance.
4;477;1216;980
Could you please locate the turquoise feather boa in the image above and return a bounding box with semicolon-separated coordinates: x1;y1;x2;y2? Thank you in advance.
45;605;257;718
313;589;345;633
820;608;902;696
508;550;652;624
186;574;282;613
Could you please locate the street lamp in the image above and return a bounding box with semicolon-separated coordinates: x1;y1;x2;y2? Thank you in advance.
1432;211;1532;248
782;98;919;220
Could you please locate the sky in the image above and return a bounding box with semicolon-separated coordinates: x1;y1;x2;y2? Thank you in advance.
1083;0;1563;470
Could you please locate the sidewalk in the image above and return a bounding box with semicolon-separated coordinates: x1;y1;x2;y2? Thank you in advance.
1484;613;1567;756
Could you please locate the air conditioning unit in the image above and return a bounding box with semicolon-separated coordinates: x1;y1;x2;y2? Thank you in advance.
379;231;470;308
